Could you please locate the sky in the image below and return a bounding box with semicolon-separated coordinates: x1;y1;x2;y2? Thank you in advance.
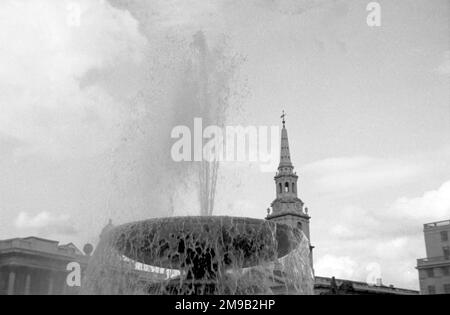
0;0;449;290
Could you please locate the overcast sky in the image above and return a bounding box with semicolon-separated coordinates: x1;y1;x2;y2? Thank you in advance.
0;0;449;290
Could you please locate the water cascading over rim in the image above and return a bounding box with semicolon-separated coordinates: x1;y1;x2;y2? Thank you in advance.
82;216;315;295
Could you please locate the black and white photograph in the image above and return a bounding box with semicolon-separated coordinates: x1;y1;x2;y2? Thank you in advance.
0;0;449;301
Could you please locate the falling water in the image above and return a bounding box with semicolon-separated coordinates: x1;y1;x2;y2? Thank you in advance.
82;217;315;295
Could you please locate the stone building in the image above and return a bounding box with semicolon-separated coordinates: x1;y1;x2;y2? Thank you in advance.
266;114;313;266
417;219;450;295
315;276;418;295
266;113;419;295
0;237;89;295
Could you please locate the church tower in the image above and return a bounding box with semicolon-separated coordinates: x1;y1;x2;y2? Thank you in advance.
266;112;311;242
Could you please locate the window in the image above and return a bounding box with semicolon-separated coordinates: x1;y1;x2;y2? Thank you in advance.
297;222;303;230
292;183;296;194
284;182;289;193
442;267;450;276
444;246;450;259
444;284;450;294
441;231;449;242
278;183;282;194
420;270;428;279
426;268;435;278
428;285;436;295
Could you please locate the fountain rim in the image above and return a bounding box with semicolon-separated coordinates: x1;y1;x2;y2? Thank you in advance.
112;215;284;227
106;216;304;269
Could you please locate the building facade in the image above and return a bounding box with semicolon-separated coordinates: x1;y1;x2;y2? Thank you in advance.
315;277;418;295
0;237;89;295
417;219;450;295
265;113;419;295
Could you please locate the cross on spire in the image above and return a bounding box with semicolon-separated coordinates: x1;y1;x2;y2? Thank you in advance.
281;110;286;127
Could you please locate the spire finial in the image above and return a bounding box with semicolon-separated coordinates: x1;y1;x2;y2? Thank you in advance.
281;110;286;127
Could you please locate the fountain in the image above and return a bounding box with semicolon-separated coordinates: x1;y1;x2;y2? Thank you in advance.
82;216;314;295
80;22;314;295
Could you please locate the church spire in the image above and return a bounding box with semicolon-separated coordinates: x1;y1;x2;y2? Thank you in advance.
266;110;313;267
279;111;293;170
268;110;309;228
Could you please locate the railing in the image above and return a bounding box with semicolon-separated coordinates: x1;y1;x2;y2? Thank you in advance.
424;220;450;229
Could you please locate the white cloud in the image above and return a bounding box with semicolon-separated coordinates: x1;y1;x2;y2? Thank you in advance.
14;211;77;236
374;237;409;258
391;180;450;221
330;224;354;239
316;180;450;289
315;234;422;289
259;0;331;15
108;0;223;35
151;0;220;28
326;181;450;241
0;0;148;159
303;156;422;195
15;211;68;229
436;51;450;76
315;254;357;280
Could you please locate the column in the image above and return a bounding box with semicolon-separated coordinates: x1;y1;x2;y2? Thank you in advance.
48;273;54;295
7;270;16;295
62;278;67;296
25;272;32;295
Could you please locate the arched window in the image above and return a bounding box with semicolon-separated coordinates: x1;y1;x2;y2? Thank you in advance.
297;222;303;230
285;182;290;193
292;183;296;194
278;183;282;194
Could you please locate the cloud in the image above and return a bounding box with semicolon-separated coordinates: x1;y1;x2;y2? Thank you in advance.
107;0;223;35
436;51;450;76
330;224;355;239
391;180;450;221
323;180;450;241
316;234;422;289
328;206;380;240
0;133;23;158
15;211;77;236
15;212;68;229
303;156;423;196
316;180;450;289
0;0;148;159
255;0;332;16
315;254;357;280
324;181;450;243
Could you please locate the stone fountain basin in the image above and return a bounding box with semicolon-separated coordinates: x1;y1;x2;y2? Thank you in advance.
109;216;302;270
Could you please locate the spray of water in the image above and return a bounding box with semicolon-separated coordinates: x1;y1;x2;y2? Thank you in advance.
190;31;221;216
101;29;243;223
